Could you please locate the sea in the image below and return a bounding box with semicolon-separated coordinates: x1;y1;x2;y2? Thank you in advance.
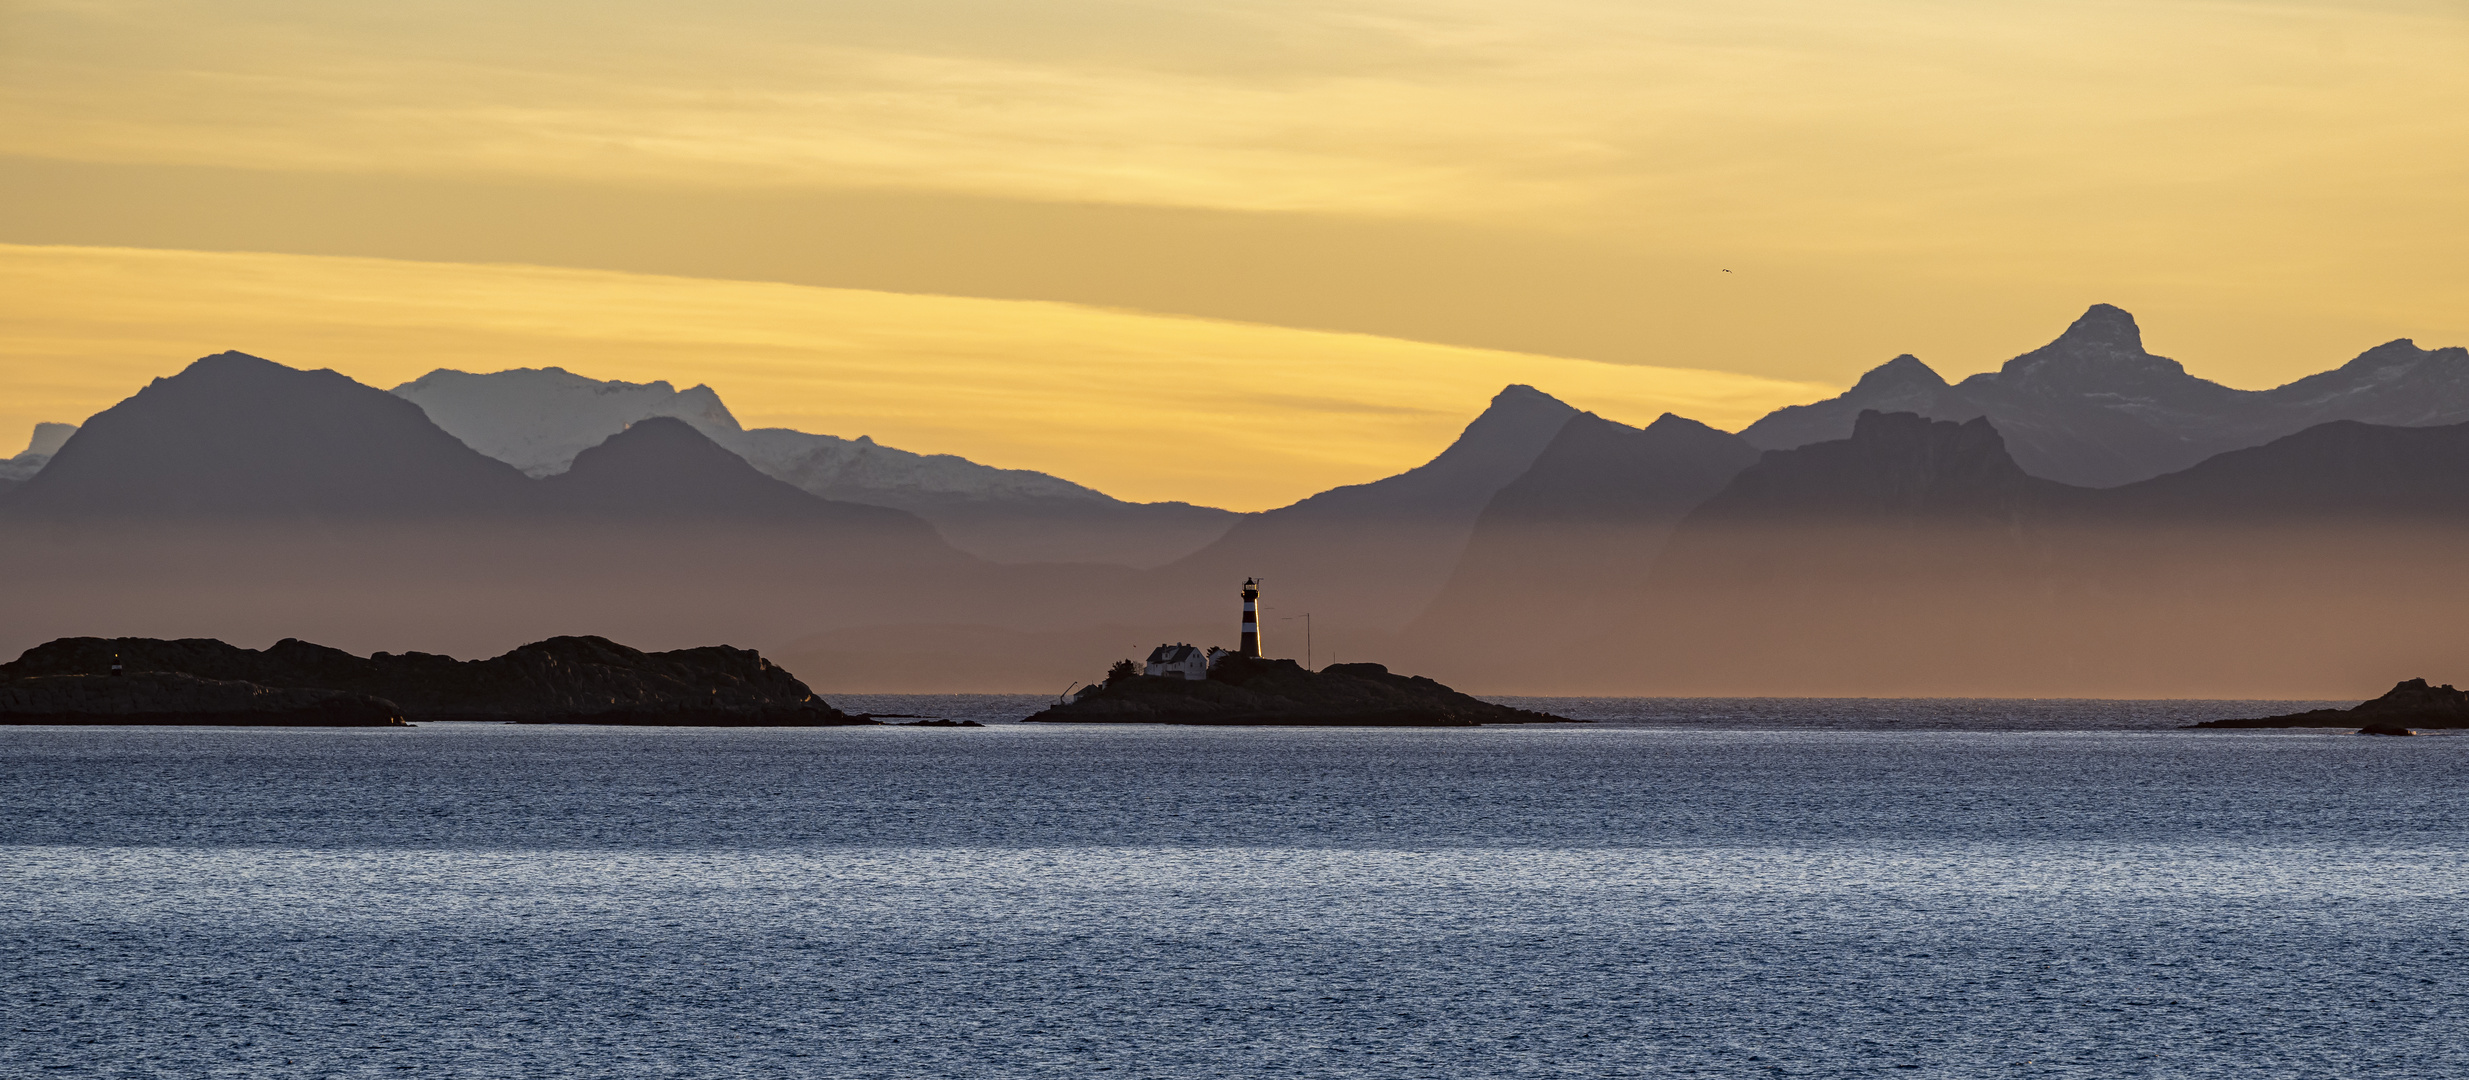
4;697;2464;1078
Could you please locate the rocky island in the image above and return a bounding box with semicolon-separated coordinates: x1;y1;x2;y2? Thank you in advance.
2189;678;2469;735
0;635;868;725
0;671;407;726
1024;654;1573;727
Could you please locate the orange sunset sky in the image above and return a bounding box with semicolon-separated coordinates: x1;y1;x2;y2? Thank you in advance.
3;0;2463;509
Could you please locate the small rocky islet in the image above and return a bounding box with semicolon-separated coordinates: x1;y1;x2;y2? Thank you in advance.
0;633;1560;728
0;635;866;726
0;670;410;726
1024;653;1574;727
2189;678;2469;736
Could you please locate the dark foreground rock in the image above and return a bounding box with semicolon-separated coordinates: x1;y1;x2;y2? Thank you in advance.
1024;656;1575;727
2;635;868;725
2189;678;2469;731
0;672;407;726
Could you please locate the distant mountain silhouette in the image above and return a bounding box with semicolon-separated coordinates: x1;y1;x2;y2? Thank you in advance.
0;354;950;543
1624;409;2469;696
391;368;752;477
1711;410;2073;520
1740;305;2469;488
394;366;1237;566
2;352;535;519
0;422;74;485
1733;354;1971;452
0;353;1101;669
538;416;936;535
2092;418;2469;520
1154;385;1582;636
2255;338;2469;425
21;338;2469;699
1402;411;1758;685
1244;384;1582;525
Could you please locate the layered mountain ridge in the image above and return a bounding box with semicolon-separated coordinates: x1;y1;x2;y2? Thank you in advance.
392;367;1237;566
1741;304;2469;487
1613;408;2469;695
8;304;2469;696
1149;384;1582;639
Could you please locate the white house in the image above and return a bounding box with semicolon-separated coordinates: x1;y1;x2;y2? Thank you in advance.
1143;643;1210;680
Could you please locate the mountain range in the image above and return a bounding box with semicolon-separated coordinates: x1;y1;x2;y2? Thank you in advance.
6;304;2469;695
392;367;1235;567
1615;408;2469;696
1741;304;2469;487
0;422;74;491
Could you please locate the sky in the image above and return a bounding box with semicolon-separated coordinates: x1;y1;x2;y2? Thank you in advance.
3;0;2463;508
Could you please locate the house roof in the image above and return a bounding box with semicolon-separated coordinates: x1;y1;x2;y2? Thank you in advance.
1146;643;1203;664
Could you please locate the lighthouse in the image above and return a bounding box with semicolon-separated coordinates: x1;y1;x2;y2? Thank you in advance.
1239;578;1263;658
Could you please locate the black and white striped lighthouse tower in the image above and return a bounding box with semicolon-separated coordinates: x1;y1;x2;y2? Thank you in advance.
1239;578;1263;658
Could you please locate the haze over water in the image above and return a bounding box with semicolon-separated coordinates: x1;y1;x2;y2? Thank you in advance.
7;701;2464;1077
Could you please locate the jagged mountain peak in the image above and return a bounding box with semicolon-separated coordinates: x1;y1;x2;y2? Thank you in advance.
564;415;744;478
1737;354;1974;453
2322;338;2464;378
0;422;77;484
24;422;77;458
1845;408;2010;455
1272;383;1578;513
393;367;746;477
2052;303;2144;351
1851;354;1949;393
540;416;933;533
1641;412;1734;437
186;349;287;375
1991;304;2207;397
1709;410;2058;518
1468;383;1577;427
2;351;533;518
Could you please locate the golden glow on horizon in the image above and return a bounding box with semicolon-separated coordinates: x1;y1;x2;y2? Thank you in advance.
0;0;2463;470
0;3;2463;380
0;244;1830;510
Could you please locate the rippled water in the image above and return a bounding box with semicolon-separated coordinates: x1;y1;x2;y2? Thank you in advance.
5;700;2465;1077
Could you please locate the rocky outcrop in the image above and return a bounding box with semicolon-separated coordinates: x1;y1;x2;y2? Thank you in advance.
0;672;406;726
1;635;868;725
1023;655;1573;726
2190;679;2469;730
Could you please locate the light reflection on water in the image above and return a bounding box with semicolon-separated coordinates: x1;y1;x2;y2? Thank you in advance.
3;707;2464;1077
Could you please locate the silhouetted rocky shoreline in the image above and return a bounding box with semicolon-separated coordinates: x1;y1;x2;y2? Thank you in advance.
1025;655;1575;727
0;671;409;726
0;635;867;726
2188;679;2469;734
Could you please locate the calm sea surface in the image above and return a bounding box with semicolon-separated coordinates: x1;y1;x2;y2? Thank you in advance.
4;698;2464;1078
